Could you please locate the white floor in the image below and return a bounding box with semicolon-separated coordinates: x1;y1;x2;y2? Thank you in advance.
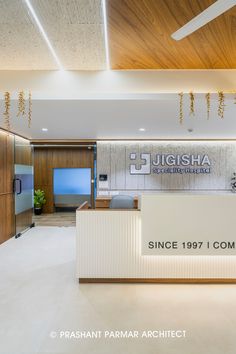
0;227;236;354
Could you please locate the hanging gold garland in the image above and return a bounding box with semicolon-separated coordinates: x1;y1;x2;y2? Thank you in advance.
176;90;236;125
3;92;11;130
1;90;32;131
205;93;210;120
178;92;184;124
218;91;225;119
17;90;25;117
28;91;32;128
189;91;195;115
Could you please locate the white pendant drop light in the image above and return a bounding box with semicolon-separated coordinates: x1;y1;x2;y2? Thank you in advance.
171;0;236;41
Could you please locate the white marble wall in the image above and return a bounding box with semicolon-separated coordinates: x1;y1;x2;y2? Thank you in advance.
97;141;236;194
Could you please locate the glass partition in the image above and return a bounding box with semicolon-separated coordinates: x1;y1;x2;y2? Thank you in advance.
14;164;33;215
14;137;33;236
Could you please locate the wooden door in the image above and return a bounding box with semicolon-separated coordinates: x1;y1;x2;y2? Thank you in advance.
0;131;15;244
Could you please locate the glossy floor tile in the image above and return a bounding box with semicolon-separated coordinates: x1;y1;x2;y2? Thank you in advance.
0;226;236;354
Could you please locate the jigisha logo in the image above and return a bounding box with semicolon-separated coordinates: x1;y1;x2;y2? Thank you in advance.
129;153;211;175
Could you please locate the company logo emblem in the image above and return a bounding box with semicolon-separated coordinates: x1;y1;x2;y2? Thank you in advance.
130;153;151;175
129;152;211;175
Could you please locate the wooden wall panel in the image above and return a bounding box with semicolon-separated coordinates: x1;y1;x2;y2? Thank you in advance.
0;194;15;244
34;147;95;213
108;0;236;69
0;131;15;244
0;132;14;194
15;136;32;165
34;149;52;186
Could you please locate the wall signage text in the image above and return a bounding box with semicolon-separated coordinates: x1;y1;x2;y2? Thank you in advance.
130;153;211;175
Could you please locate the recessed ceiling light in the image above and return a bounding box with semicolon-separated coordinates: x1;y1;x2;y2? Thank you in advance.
139;128;146;132
24;0;63;70
42;128;48;132
171;0;236;41
102;0;110;70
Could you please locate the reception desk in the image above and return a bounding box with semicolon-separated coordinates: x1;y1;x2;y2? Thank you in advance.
76;194;236;283
95;196;138;209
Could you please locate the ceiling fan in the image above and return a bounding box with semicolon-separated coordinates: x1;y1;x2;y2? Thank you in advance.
171;0;236;40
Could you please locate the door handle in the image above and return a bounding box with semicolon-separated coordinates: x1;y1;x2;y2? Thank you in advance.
14;178;22;195
18;179;22;195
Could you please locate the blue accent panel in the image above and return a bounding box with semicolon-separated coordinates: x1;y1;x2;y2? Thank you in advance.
53;168;91;195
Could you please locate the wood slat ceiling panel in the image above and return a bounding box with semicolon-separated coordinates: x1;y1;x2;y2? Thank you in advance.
107;0;236;69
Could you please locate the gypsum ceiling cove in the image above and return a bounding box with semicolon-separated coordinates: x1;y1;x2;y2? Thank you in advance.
3;97;236;140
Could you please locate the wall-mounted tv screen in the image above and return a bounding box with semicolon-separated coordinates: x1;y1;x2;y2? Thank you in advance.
53;168;91;195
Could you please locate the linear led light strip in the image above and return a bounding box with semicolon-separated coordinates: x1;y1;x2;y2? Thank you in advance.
24;0;63;70
171;0;236;41
102;0;110;70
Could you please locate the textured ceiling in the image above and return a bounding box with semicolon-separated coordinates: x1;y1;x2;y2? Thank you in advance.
0;0;55;69
0;0;106;70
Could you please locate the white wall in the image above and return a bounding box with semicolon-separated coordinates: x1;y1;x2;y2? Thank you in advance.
0;70;236;99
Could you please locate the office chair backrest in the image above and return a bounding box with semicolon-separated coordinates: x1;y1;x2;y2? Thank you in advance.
109;195;134;209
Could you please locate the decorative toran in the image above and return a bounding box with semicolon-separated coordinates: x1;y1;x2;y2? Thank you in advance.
3;92;11;131
178;92;184;124
2;91;32;131
205;92;210;120
217;91;225;119
178;91;234;124
189;92;195;116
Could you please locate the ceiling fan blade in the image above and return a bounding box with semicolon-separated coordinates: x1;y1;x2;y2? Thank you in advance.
171;0;236;40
